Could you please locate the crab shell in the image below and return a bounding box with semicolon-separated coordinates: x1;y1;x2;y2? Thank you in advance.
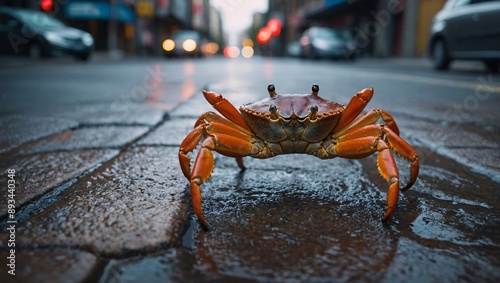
240;85;345;142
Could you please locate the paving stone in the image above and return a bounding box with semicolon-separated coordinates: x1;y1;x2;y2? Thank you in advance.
137;118;196;146
144;80;202;112
437;147;500;183
169;92;214;118
99;247;207;283
0;149;118;218
396;118;499;149
11;147;189;257
0;249;100;283
70;103;165;126
169;86;259;118
380;237;500;283
62;79;201;123
396;119;500;182
15;126;150;154
0;114;78;153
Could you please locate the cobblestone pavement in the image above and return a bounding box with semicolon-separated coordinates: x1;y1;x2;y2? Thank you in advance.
1;56;499;283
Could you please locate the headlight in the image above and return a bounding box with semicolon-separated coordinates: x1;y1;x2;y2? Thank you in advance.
182;39;197;52
162;39;175;51
431;20;446;34
82;33;94;46
313;39;330;49
45;32;64;44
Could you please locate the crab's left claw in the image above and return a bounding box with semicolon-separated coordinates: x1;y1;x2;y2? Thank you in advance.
202;90;252;132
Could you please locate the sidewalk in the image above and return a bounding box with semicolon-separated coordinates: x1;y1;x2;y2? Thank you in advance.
0;86;194;283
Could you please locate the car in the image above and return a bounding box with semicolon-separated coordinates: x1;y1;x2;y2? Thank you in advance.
428;0;500;71
162;29;204;58
299;26;356;60
0;7;94;61
286;40;302;58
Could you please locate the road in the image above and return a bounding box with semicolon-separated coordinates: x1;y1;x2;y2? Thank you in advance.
0;55;499;283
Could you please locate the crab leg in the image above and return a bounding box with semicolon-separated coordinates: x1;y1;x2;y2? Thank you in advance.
333;136;400;220
194;111;254;170
331;124;419;220
333;108;400;138
202;90;252;131
194;111;252;135
190;133;256;230
337;124;418;190
383;128;419;190
179;125;205;179
179;120;252;179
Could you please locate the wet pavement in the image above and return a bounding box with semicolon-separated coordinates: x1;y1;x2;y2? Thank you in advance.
1;55;499;283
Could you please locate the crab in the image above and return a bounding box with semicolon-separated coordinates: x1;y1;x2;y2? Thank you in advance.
179;85;419;230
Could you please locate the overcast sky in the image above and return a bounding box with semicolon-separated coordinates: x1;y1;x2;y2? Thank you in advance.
211;0;269;45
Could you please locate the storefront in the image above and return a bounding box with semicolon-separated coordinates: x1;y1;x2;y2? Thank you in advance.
63;0;135;52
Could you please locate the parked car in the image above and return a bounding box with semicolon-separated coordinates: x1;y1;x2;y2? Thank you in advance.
0;7;94;61
428;0;500;71
286;40;302;58
299;26;356;60
162;29;204;58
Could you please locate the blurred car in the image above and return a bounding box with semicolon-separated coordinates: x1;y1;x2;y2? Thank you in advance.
162;30;204;58
428;0;500;71
299;26;356;60
0;7;94;61
286;40;302;57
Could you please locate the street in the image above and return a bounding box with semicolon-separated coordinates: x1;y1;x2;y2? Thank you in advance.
0;55;499;282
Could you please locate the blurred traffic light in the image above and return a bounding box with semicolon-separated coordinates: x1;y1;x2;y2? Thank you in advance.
267;19;281;37
40;0;53;12
256;18;282;45
256;27;272;44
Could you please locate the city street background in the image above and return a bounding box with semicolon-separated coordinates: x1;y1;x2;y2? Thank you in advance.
0;54;499;282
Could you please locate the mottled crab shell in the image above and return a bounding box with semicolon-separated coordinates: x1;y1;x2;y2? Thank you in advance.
239;85;345;142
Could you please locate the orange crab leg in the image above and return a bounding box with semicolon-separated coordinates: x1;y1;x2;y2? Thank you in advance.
376;142;400;221
194;111;253;170
334;108;400;138
179;121;252;179
383;129;419;190
333;88;373;132
195;111;252;135
334;136;400;221
336;124;419;191
190;133;255;230
179;125;205;179
202;90;252;132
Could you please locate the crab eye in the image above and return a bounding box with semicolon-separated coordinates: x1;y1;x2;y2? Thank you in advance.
268;84;277;98
311;84;319;95
269;104;277;113
310;105;318;113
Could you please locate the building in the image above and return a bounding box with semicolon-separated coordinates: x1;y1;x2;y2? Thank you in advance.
208;5;224;48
